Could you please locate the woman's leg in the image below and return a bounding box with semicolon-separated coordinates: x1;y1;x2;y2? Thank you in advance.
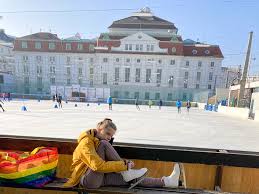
102;173;163;188
80;140;123;188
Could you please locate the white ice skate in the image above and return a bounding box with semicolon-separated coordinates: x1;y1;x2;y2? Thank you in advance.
162;163;186;188
121;168;148;183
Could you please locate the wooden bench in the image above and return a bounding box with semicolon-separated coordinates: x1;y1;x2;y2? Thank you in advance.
0;135;257;194
1;182;238;194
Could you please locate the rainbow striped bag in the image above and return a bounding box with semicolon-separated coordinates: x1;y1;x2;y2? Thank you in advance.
0;147;58;187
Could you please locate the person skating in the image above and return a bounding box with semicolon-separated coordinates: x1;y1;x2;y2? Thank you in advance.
159;99;163;110
186;100;191;113
176;99;182;114
107;96;113;110
148;100;152;109
135;98;140;110
0;100;5;112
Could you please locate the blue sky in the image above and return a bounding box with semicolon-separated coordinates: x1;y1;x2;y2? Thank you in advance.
0;0;258;73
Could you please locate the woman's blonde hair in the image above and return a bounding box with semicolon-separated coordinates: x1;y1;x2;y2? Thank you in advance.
97;118;117;131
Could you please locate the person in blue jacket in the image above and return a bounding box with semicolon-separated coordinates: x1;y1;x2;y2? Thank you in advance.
107;96;113;110
176;99;182;114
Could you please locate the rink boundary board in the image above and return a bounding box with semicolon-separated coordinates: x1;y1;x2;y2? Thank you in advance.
1;135;259;168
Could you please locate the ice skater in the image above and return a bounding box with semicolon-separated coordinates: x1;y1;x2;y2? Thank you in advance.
135;98;140;110
57;96;63;108
107;96;113;110
148;100;152;109
64;118;186;189
159;99;163;110
0;99;5;112
186;100;191;113
176;99;182;114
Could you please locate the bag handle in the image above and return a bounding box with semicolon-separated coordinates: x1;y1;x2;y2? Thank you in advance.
30;147;46;155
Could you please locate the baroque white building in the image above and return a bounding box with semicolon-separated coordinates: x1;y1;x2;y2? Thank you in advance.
0;29;15;93
13;7;224;101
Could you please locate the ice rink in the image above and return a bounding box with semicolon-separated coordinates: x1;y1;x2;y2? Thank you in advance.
1;100;259;152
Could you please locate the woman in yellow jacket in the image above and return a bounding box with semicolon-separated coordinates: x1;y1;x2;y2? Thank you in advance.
64;118;183;189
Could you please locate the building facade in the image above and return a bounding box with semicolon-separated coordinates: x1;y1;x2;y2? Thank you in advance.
0;29;15;93
13;7;224;101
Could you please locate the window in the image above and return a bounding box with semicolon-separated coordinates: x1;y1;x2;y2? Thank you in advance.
22;55;28;62
48;42;55;50
197;72;201;81
170;60;175;65
146;69;151;83
168;76;174;88
125;68;130;82
90;80;93;87
158;59;162;64
140;44;143;51
136;44;139;51
35;42;41;49
134;92;139;99
23;65;29;73
147;45;150;51
184;72;189;80
21;41;28;49
37;77;42;86
137;59;141;63
103;73;107;85
184;83;188;88
50;66;55;74
0;75;4;84
155;93;160;100
24;77;29;85
114;91;119;98
67;67;71;75
67;79;71;85
89;44;95;51
151;45;154;51
90;58;94;63
135;68;141;82
156;69;162;84
211;62;215;67
125;44;128;50
77;43;83;50
103;58;108;63
115;67;120;82
65;43;71;50
209;72;213;81
116;58;119;62
192;50;197;55
167;93;173;101
36;56;42;62
196;84;200;89
37;66;42;74
78;78;82;85
90;67;94;74
78;67;83;75
183;93;187;101
186;61;190;67
67;56;70;63
208;84;212;89
129;44;132;51
124;91;129;98
145;92;150;100
49;77;55;85
49;56;55;62
198;61;202;67
126;58;130;63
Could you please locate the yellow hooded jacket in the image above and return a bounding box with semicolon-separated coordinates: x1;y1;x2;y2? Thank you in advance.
63;129;127;187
